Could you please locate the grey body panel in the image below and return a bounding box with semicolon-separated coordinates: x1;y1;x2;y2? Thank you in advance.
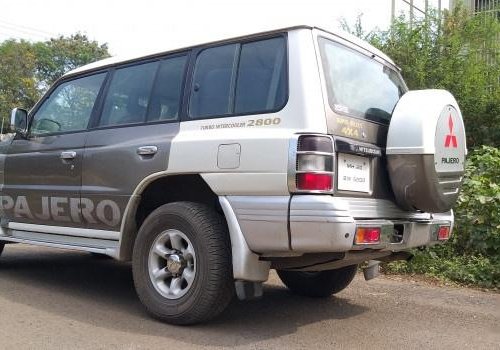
0;137;14;194
82;122;179;230
2;133;87;227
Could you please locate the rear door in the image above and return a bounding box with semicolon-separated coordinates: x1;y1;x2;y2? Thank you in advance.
81;54;188;231
315;34;407;200
2;73;106;228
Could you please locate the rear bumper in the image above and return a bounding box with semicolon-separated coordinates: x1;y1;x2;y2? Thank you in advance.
227;195;453;255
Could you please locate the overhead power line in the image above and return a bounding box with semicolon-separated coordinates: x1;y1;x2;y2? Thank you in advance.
0;18;57;36
0;18;57;39
0;24;51;40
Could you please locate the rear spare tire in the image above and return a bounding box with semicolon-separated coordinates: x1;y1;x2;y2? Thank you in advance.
277;265;358;297
132;202;234;325
387;89;467;212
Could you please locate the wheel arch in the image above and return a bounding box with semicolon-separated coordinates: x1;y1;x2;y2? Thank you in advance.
117;172;271;283
117;172;219;261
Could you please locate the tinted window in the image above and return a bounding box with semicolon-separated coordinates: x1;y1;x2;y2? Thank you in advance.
31;73;105;135
189;36;287;119
100;61;159;127
189;44;238;118
235;37;286;114
147;55;187;122
318;38;406;124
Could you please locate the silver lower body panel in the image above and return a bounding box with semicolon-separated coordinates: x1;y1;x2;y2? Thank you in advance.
0;224;119;258
227;195;454;255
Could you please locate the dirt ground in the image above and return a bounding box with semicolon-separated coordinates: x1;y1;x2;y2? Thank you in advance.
0;245;498;350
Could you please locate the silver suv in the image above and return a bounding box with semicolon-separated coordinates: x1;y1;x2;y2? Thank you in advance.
1;25;466;324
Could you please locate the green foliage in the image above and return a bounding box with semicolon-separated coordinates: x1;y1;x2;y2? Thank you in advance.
385;147;500;289
385;248;500;288
0;40;40;131
340;14;374;42
33;34;109;89
454;146;500;256
0;34;109;129
343;4;500;147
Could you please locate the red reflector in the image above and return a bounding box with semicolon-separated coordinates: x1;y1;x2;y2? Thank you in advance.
437;226;450;241
296;173;332;191
355;227;381;245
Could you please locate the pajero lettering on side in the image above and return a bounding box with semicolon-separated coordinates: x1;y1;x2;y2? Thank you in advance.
0;195;121;227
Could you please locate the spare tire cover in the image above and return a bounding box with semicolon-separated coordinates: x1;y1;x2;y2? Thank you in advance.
386;89;467;213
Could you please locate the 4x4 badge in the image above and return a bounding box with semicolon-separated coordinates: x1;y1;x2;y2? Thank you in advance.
444;115;458;148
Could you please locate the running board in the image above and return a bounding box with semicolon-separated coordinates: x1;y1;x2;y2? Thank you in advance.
0;224;120;258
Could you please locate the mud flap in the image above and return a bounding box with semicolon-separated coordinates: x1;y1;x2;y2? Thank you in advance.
363;260;381;281
235;280;264;300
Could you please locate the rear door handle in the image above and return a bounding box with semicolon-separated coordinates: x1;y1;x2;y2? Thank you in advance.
137;146;158;156
60;151;76;160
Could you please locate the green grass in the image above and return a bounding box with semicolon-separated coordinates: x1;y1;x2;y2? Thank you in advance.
382;247;500;290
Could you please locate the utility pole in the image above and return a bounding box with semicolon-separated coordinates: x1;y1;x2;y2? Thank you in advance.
392;0;436;24
410;0;414;26
391;0;396;22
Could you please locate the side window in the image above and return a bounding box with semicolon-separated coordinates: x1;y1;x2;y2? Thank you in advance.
189;44;238;118
99;61;159;127
188;36;287;119
147;55;187;122
235;37;286;114
31;73;105;135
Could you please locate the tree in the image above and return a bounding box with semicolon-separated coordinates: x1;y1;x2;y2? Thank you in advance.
0;40;39;131
0;34;110;130
33;33;109;89
342;4;500;148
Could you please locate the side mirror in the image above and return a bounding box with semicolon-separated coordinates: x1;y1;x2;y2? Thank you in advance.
10;108;28;134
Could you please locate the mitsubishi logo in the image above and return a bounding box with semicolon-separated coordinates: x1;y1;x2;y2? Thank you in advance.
444;115;458;148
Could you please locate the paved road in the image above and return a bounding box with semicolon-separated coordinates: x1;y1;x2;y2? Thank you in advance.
0;245;498;350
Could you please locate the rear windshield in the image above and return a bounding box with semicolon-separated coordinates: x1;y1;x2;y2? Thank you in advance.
318;37;406;124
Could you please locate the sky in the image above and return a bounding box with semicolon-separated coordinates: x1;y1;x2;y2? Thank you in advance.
0;0;449;57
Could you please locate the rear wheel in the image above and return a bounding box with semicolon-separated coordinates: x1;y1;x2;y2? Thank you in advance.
132;202;234;325
277;265;358;298
0;242;4;257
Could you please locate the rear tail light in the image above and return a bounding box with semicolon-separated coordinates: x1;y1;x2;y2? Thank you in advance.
289;135;334;193
437;225;451;241
296;173;332;191
298;135;333;153
355;227;381;245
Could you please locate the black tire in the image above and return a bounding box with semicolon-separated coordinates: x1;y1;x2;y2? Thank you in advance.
0;242;4;257
277;265;358;298
132;201;234;325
